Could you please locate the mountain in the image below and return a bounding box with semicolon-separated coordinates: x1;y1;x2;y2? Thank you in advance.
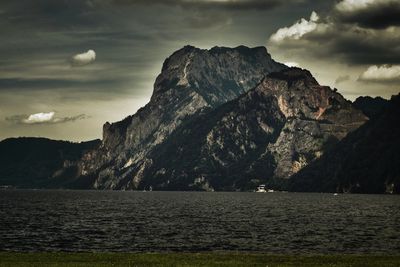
353;96;389;119
3;45;380;192
59;43;366;190
131;68;367;191
60;45;288;189
289;94;400;194
0;137;100;188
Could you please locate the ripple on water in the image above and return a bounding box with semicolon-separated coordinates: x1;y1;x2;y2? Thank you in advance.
0;190;399;253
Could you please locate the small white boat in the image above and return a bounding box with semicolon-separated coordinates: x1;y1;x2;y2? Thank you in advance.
256;184;267;193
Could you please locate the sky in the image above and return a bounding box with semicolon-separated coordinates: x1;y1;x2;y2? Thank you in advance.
0;0;399;142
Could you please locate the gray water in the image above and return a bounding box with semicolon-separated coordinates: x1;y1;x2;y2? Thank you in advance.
0;190;399;253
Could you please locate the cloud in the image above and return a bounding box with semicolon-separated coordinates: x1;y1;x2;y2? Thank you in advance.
269;11;320;42
335;0;400;29
335;0;391;12
284;62;300;67
182;10;232;28
359;65;400;82
24;112;55;124
267;3;400;65
335;75;351;84
111;0;300;10
6;112;88;125
71;50;96;66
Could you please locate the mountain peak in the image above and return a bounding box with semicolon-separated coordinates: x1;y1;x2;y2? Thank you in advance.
209;45;268;55
176;44;269;54
153;45;286;106
266;67;318;85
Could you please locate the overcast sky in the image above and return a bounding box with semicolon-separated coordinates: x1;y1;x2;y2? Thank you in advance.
0;0;399;141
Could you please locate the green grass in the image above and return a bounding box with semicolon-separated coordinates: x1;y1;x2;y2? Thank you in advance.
0;252;399;267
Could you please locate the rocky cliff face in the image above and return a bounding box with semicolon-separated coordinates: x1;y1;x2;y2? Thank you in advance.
67;45;287;189
289;94;400;194
135;68;367;191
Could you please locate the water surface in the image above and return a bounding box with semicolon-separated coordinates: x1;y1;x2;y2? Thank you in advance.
1;190;399;253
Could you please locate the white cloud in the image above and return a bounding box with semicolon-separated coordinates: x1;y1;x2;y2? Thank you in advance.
23;112;55;124
359;65;400;81
6;112;88;125
335;0;394;13
310;11;319;22
269;11;320;42
71;49;96;66
284;62;300;67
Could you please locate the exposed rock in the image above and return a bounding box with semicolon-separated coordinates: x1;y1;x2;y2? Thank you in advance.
289;94;400;194
134;68;367;191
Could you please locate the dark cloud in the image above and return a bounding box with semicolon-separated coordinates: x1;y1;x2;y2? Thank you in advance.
182;10;232;29
307;25;400;65
0;1;100;31
111;0;298;10
335;75;350;85
0;0;306;35
268;4;400;65
5;112;88;125
335;0;400;29
0;78;120;91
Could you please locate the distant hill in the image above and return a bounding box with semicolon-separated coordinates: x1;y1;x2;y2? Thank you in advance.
289;94;400;194
0;137;100;188
353;96;389;119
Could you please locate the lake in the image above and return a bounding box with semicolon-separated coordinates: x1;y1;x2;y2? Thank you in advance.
0;190;399;253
